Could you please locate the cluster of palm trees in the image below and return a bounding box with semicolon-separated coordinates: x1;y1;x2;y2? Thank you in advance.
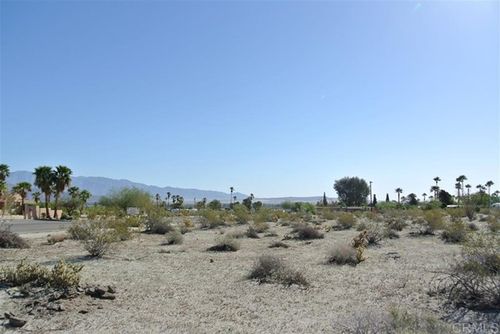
393;175;497;207
0;164;92;220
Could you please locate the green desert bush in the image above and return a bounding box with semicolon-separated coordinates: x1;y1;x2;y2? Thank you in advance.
145;218;174;234
326;243;360;266
163;230;184;245
291;223;324;240
320;209;337;220
440;222;468;243
77;221;115;257
252;222;270;233
253;207;276;224
0;226;29;249
207;236;240;252
248;255;308;287
108;219;133;241
337;213;356;230
233;204;251;224
200;209;225;229
423;209;445;230
0;259;82;289
434;234;499;311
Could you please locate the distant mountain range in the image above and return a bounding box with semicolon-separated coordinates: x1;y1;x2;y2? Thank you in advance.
7;171;334;205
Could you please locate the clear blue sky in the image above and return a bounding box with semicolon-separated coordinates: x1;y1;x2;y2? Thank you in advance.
1;1;498;198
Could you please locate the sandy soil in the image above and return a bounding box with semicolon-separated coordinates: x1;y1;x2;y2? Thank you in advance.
0;221;494;333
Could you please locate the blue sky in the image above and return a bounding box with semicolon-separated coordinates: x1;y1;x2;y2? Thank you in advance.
1;1;498;198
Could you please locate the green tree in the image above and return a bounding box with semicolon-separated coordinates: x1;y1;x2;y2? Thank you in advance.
438;189;453;207
433;176;441;186
79;190;91;212
34;166;54;219
171;195;184;209
385;193;389;202
422;193;427;202
165;192;171;208
32;191;41;204
407;193;418;206
430;185;440;199
155;193;160;206
99;187;151;212
395;188;403;204
0;164;10;199
229;187;234;206
333;177;370;206
455;182;462;204
485;180;494;206
52;165;73;219
207;199;222;210
322;192;328;206
242;196;253;210
12;182;32;216
456;175;467;199
252;201;263;211
465;184;471;197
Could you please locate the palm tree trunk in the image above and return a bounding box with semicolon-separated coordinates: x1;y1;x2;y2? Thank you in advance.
45;193;51;219
21;197;25;219
54;194;59;219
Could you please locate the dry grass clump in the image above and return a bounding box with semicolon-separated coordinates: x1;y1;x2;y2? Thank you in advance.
146;218;174;234
423;210;445;230
487;214;499;233
386;217;407;231
207;236;240;252
268;241;289;249
163;230;184;245
248;255;308;287
463;200;476;221
440;222;468;243
326;243;360;266
0;259;82;289
339;307;453;334
290;223;324;240
245;226;260;239
336;212;356;230
320;209;337;220
434;234;499;311
252;222;270;233
0;225;29;249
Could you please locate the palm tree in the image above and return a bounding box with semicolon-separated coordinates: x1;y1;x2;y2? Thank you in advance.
12;182;31;217
485;180;494;206
422;193;427;202
230;187;234;205
68;186;80;200
465;184;471;197
455;182;462;204
34;166;54;219
155;193;160;206
52;166;72;219
0;164;10;198
395;188;403;204
456;175;467;198
433;177;441;186
430;185;440;199
32;191;41;204
79;190;91;212
166;192;171;208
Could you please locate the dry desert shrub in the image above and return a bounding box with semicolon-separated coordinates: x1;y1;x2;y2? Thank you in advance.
326;243;360;266
108;219;133;241
248;255;308;287
200;209;226;229
233;204;251;224
252;222;270;233
320;209;337;220
386;217;407;231
207;236;240;252
290;223;324;240
268;241;289;249
245;226;260;239
81;221;115;257
0;259;82;289
433;234;499;311
163;230;184;245
0;224;29;249
423;209;445;230
146;218;174;234
486;214;500;233
339;307;453;334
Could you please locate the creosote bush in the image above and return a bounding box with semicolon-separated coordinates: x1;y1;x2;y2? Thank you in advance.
252;222;270;233
434;234;499;311
386;218;407;231
248;255;308;287
207;236;240;252
146;218;174;234
233;204;251;224
269;241;289;248
326;243;360;266
200;209;225;229
163;230;184;245
0;225;29;249
245;226;260;239
80;221;115;257
0;259;82;289
337;213;355;230
291;223;324;240
440;222;468;243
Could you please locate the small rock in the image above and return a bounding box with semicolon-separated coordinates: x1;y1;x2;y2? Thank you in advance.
210;259;214;263
78;310;88;314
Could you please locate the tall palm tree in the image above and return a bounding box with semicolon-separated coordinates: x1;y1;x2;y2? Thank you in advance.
430;185;440;199
79;190;91;212
455;182;462;204
155;193;160;206
34;166;54;219
433;177;441;186
465;184;471;197
0;164;10;198
12;182;31;217
68;186;80;200
422;193;427;202
395;188;403;204
52;165;72;219
230;187;234;205
166;192;171;208
485;180;494;206
456;175;467;198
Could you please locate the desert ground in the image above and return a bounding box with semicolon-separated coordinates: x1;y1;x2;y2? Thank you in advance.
2;215;498;334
